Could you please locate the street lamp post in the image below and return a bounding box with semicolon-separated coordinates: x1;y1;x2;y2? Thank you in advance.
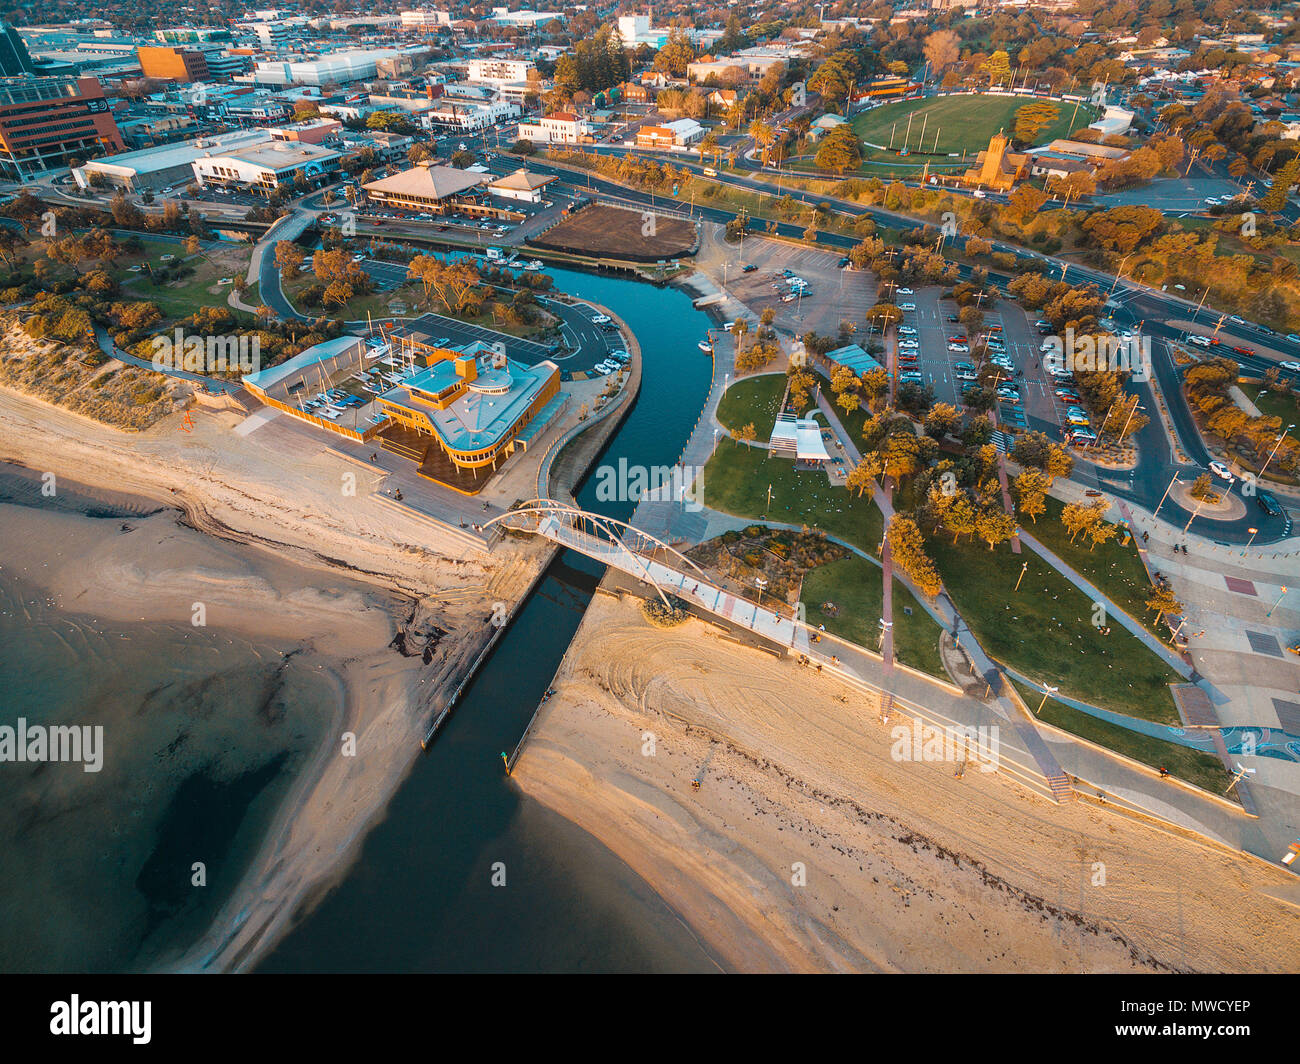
1184;493;1207;535
1154;471;1180;517
1014;561;1028;591
1222;759;1253;790
1257;425;1296;481
1266;585;1289;618
1035;684;1059;715
1242;526;1259;555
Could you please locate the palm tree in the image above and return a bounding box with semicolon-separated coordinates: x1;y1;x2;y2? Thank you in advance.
748;119;775;167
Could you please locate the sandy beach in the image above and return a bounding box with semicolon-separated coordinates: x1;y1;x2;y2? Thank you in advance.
514;592;1300;973
0;384;552;971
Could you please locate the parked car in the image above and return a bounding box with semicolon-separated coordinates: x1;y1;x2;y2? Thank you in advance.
899;302;916;311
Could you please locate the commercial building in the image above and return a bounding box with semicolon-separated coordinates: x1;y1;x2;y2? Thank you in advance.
422;95;519;131
487;167;555;203
515;110;589;144
191;139;343;194
400;10;453;30
250;23;291;50
137;46;210;83
73;128;272;190
0;75;124;179
466;58;534;85
251;48;411;87
362;161;504;215
375;324;563;491
490;8;562;28
686;51;784;83
636;117;704;149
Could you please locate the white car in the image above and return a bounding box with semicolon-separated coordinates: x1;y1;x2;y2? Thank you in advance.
899;302;916;311
1279;361;1300;372
898;326;917;336
1209;461;1234;481
899;339;920;349
898;287;914;295
948;343;969;353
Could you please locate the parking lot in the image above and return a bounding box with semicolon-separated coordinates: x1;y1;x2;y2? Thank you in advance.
721;236;878;340
895;287;1073;440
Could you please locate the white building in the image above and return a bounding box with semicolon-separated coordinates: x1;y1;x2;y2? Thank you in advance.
424;96;520;131
617;14;722;49
400;10;452;30
488;167;555;203
466;58;534;85
516;111;589;144
73;129;273;191
491;8;562;27
251;48;411;87
251;23;291;49
191;140;342;194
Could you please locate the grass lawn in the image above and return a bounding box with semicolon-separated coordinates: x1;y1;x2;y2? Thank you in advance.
850;94;1096;165
1011;679;1231;793
717;373;787;433
701;441;883;554
1252;388;1300;444
931;531;1180;721
1025;495;1162;637
118;243;251;321
801;554;946;679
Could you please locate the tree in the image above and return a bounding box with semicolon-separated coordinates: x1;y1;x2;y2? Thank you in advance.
1262;158;1299;213
1087;519;1118;552
748;118;776;167
981;50;1011;88
1008;185;1049;225
923;30;960;75
1189;472;1219;502
734;422;758;446
923;402;961;439
943;494;978;544
886;515;943;598
1061;499;1106;543
1013;468;1050;523
653;29;696;78
1012;101;1060;145
845;453;883;498
1145;586;1183;626
274;240;304;280
322;280;354;309
975;507;1017;551
815;125;862;175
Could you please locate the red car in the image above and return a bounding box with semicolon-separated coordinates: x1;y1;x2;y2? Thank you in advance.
948;335;966;343
1233;345;1254;356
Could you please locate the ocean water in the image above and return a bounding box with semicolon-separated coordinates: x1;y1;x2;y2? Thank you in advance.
260;267;724;972
0;470;337;972
1;265;725;973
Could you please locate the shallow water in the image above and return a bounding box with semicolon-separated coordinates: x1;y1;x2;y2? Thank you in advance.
0;480;337;970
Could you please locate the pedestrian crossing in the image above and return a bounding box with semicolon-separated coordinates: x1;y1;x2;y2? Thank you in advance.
991;430;1013;455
